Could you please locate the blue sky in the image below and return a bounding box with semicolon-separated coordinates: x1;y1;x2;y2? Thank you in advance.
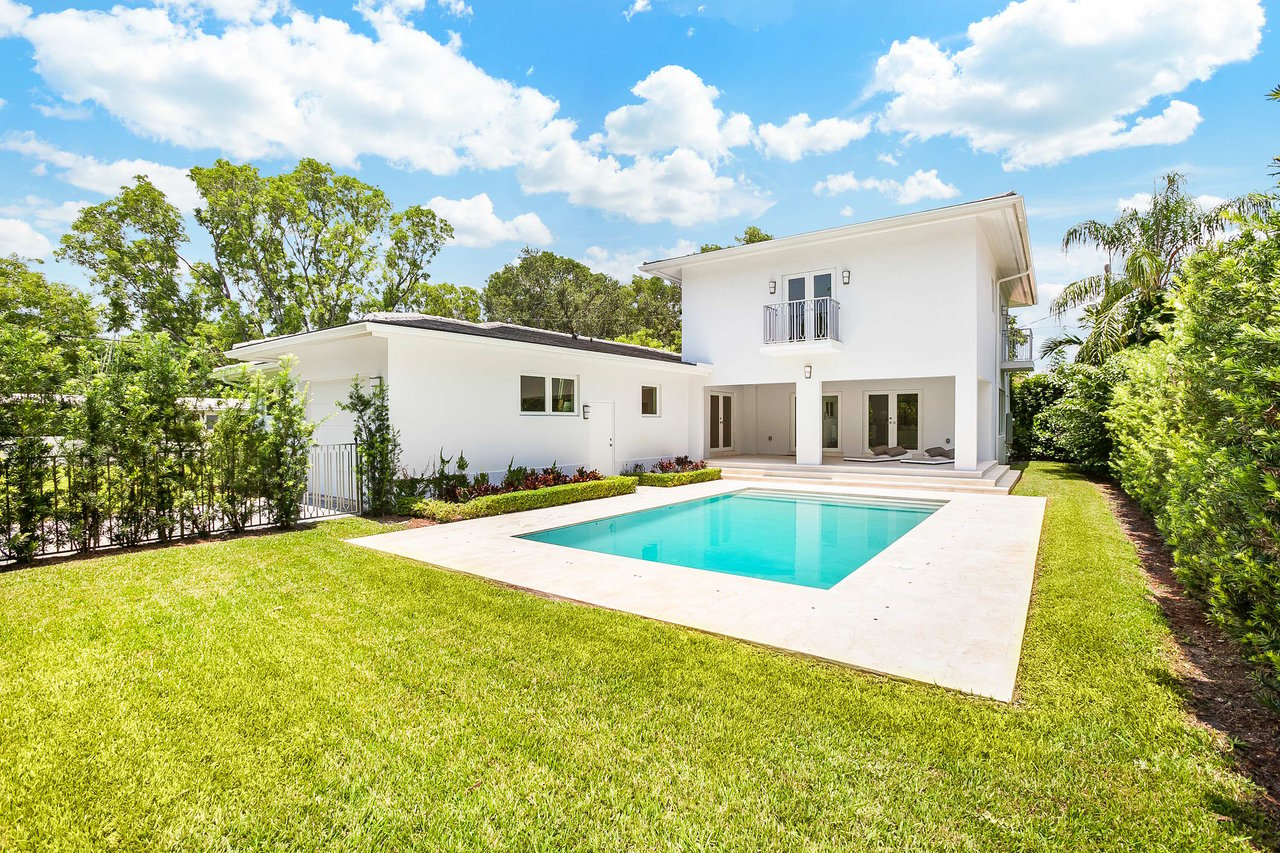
0;0;1276;352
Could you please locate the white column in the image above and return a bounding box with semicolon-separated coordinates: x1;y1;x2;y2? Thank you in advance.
688;380;706;459
954;373;979;471
795;373;823;466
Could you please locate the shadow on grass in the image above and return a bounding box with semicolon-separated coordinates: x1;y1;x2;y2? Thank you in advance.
1095;478;1280;831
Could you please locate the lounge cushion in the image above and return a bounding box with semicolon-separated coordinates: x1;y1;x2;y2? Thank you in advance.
870;444;891;456
925;445;948;457
885;445;909;457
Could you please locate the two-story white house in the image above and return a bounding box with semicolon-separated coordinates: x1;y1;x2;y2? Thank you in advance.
641;192;1036;473
225;193;1036;487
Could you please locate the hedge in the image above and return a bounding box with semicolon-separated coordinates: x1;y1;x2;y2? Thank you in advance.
401;475;637;522
636;468;722;487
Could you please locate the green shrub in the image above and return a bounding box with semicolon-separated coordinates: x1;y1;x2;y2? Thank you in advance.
1105;343;1178;516
636;468;722;487
341;377;401;516
1009;371;1067;461
402;476;636;522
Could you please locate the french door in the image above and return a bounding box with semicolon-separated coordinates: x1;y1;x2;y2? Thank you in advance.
709;392;734;451
865;391;919;451
783;270;834;341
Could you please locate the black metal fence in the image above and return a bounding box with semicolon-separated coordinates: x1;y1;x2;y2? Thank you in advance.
1;442;362;565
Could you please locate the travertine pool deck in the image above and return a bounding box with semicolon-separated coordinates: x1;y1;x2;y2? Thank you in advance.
350;481;1046;701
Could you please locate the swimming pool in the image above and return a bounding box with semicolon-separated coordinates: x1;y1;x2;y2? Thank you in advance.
520;489;940;589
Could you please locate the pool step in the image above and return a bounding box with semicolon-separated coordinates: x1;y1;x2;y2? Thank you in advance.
718;463;1020;495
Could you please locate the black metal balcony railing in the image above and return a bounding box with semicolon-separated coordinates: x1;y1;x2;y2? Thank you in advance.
1002;326;1033;363
763;297;841;345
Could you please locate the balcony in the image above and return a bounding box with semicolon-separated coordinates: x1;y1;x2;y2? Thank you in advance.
762;297;842;355
1001;327;1034;371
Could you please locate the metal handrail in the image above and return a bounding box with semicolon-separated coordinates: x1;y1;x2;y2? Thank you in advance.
763;297;841;344
1001;327;1033;362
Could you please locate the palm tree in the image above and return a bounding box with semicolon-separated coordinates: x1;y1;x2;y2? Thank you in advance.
1050;172;1263;364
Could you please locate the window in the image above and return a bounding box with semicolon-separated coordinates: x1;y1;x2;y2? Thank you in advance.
551;377;576;413
520;375;577;414
520;375;546;412
641;385;659;416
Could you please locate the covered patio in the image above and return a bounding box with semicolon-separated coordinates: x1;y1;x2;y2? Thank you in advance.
699;374;1000;473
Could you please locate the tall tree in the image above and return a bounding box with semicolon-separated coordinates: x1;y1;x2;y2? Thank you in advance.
699;225;773;253
0;255;101;374
624;274;681;350
190;158;453;336
56;177;206;344
1050;172;1264;364
399;281;482;322
483;248;629;338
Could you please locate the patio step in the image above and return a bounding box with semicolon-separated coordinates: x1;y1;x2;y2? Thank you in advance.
718;463;1019;495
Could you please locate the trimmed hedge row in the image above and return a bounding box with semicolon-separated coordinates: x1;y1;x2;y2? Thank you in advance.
636;468;722;487
401;475;636;522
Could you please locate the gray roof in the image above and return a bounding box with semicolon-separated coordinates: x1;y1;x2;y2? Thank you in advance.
229;313;689;365
366;314;687;363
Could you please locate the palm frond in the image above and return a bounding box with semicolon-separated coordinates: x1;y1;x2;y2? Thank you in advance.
1050;274;1108;317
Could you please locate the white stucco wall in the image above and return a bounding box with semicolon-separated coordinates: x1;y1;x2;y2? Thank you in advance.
382;332;698;478
681;220;983;387
250;328;700;479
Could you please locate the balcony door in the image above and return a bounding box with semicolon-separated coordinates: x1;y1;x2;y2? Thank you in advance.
783;270;834;341
864;391;920;451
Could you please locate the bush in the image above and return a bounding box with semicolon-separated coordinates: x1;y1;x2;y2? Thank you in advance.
1105;343;1177;516
650;455;707;473
341;377;401;516
401;476;636;522
636;468;722;487
1009;372;1066;460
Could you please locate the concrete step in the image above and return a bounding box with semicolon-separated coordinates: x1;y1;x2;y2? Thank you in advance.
719;465;1017;495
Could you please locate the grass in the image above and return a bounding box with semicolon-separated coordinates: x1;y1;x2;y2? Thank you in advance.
0;463;1274;850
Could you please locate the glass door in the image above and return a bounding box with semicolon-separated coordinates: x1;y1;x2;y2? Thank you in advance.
865;391;920;451
821;394;840;450
895;392;919;450
786;276;806;341
708;393;733;450
866;393;890;449
813;272;832;339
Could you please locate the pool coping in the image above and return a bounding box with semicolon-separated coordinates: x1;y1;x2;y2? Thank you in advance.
349;480;1046;702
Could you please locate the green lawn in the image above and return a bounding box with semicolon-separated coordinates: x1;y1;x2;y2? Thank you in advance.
0;463;1274;850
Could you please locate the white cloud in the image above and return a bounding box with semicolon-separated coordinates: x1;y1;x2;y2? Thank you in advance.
1;133;201;210
813;168;959;205
623;0;651;21
1116;191;1226;212
33;101;91;120
871;0;1264;170
583;238;700;282
0;195;89;230
0;218;53;258
603;66;751;160
686;26;694;37
436;0;472;17
3;5;770;225
876;152;897;167
0;0;31;36
755;113;870;162
426;193;552;248
839;205;854;217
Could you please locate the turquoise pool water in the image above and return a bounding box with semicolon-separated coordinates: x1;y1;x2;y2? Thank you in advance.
520;489;940;589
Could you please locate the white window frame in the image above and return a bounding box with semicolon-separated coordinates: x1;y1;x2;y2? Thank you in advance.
640;384;661;417
518;374;578;416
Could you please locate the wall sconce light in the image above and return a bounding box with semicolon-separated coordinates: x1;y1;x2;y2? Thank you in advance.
803;364;812;380
582;404;591;420
768;279;776;294
841;268;851;286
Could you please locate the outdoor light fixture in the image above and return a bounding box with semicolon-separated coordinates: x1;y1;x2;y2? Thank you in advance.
582;404;591;420
841;268;851;285
768;279;776;294
804;365;812;380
